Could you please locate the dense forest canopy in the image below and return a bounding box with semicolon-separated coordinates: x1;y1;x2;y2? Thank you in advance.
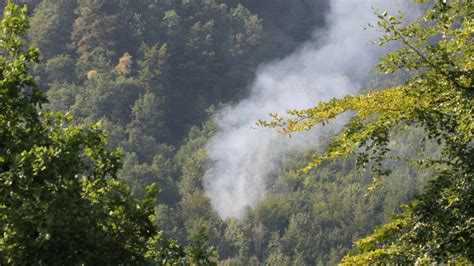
0;0;472;265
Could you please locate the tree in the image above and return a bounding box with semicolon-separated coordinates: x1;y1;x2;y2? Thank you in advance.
71;0;118;60
227;0;328;57
252;195;292;234
0;3;212;264
28;0;76;59
120;151;180;205
261;0;472;264
128;92;169;143
71;75;142;125
44;54;76;83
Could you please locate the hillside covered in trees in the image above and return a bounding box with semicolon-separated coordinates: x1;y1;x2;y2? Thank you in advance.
0;0;472;265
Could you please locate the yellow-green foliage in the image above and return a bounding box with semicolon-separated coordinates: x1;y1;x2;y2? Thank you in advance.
262;0;473;263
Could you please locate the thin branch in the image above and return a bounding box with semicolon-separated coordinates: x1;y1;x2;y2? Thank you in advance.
382;16;467;90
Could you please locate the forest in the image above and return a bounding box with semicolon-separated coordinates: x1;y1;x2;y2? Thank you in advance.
0;0;472;265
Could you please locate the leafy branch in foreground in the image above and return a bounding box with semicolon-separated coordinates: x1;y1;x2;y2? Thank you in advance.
260;0;473;264
0;3;215;264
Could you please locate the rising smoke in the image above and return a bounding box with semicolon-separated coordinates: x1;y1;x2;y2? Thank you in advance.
205;0;409;219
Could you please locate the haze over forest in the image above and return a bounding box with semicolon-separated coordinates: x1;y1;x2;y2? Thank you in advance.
0;0;472;265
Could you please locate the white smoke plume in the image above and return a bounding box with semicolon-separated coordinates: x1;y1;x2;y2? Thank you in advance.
205;0;409;219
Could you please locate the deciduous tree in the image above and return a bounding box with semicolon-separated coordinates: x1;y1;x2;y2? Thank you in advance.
261;0;473;264
0;3;213;264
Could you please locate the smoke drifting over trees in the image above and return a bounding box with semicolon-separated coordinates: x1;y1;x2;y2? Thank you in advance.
205;0;408;219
